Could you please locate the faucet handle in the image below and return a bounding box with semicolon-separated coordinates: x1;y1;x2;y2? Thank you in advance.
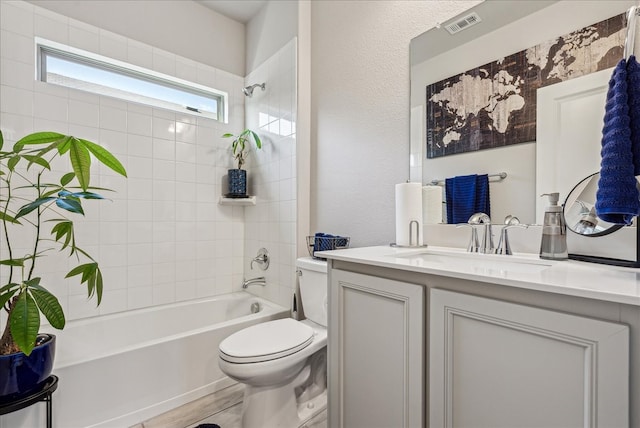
504;215;523;226
250;248;270;270
496;221;529;255
468;212;490;225
456;223;480;252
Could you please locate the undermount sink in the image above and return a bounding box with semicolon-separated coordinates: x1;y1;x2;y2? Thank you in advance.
393;249;554;274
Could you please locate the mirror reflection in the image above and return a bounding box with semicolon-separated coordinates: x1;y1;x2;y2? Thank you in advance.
410;0;635;225
563;173;622;237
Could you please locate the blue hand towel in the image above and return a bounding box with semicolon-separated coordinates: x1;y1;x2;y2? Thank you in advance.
595;58;640;225
475;174;491;215
445;174;491;224
627;56;640;175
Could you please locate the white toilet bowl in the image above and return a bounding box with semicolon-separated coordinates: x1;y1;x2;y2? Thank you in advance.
218;257;328;428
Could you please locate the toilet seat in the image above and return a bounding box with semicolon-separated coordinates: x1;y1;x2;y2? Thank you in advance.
219;318;314;364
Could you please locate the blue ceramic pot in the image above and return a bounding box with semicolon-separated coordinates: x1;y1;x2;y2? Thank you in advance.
228;169;247;196
0;334;56;400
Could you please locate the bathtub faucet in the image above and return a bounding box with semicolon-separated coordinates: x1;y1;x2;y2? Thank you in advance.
242;276;266;289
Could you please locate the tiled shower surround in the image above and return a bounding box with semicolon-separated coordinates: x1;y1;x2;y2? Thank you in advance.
0;0;298;324
243;39;298;308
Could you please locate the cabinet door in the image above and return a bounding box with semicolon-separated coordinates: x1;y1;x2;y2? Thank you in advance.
329;269;424;428
430;288;629;428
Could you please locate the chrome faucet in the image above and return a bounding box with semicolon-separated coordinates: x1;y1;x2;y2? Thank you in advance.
242;276;266;289
468;212;494;254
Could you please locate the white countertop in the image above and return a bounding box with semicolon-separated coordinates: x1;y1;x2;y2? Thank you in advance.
319;246;640;306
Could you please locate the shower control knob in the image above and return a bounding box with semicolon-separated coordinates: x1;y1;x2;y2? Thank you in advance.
250;248;270;270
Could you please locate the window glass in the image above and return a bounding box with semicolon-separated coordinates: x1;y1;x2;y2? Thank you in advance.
37;38;226;122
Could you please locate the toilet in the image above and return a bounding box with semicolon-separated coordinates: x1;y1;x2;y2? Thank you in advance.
218;257;328;428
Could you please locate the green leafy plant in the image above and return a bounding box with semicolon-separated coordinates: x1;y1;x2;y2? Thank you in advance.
222;129;262;169
0;131;127;356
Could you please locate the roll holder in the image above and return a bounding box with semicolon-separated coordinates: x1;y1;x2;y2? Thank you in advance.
390;220;429;248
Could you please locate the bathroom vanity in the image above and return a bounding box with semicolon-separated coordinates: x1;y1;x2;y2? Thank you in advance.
322;246;638;428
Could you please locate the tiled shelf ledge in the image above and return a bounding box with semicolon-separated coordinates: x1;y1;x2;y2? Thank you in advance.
218;196;257;206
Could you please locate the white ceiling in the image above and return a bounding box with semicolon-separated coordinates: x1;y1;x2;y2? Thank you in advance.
196;0;267;23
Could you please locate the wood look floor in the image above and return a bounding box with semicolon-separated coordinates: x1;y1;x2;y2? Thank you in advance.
132;383;327;428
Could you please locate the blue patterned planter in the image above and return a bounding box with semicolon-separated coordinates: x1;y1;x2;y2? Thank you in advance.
0;334;56;400
228;169;247;196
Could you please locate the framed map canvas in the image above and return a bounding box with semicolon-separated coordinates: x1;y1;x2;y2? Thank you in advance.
426;13;625;159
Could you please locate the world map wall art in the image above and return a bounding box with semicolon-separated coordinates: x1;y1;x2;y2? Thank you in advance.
426;13;625;159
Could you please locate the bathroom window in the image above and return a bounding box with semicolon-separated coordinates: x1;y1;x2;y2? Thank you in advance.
36;38;227;122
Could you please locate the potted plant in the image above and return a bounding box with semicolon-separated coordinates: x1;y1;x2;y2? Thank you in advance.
222;129;262;197
0;130;126;399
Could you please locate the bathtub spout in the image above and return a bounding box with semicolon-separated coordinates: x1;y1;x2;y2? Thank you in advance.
242;276;266;289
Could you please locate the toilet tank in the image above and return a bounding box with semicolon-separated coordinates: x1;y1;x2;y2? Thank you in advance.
296;257;328;327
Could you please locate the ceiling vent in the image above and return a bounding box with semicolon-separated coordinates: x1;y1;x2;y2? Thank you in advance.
444;12;482;35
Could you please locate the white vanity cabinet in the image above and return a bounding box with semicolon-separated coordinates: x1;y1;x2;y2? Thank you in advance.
430;288;629;428
326;255;634;428
328;269;424;428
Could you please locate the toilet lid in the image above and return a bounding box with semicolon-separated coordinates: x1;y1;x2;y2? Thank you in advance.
219;318;314;364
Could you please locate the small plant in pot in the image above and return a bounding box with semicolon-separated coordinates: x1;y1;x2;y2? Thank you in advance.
0;130;126;399
222;129;261;198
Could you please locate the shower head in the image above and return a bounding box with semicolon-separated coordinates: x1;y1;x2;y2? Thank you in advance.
242;83;266;97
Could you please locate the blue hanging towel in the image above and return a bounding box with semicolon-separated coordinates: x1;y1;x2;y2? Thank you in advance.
445;174;491;224
475;174;491;215
595;58;640;225
627;56;640;175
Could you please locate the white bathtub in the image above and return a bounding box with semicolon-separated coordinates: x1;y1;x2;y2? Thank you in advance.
1;292;288;428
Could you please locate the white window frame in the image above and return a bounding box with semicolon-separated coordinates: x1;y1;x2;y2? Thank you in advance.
36;37;228;123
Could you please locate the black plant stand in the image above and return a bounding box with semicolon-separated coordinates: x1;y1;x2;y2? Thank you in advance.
0;375;58;428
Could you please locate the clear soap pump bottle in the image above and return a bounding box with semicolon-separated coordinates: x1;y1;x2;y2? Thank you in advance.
539;193;568;260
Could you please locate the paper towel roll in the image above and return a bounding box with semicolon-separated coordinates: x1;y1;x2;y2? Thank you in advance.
423;186;443;224
395;182;423;246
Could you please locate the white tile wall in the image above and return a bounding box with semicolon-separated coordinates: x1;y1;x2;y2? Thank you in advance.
0;0;247;322
243;39;298;308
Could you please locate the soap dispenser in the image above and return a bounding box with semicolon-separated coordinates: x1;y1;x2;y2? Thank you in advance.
539;193;568;260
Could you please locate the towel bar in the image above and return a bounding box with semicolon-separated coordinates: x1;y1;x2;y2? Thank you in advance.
429;172;507;186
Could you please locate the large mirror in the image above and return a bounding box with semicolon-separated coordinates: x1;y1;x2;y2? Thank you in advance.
410;0;634;225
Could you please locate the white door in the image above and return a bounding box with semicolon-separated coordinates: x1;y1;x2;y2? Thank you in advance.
536;67;611;223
